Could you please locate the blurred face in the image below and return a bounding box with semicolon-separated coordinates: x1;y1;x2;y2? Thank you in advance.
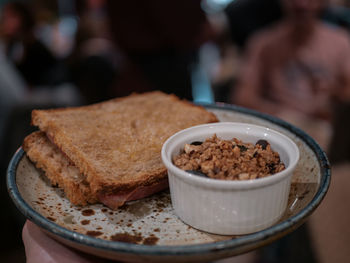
0;6;22;38
283;0;327;20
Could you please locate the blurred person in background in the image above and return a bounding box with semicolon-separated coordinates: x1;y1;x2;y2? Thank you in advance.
232;0;350;150
68;0;119;104
105;0;215;100
68;0;215;104
0;1;59;88
0;4;27;142
210;0;350;104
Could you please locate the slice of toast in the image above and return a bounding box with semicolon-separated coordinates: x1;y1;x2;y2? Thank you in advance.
23;131;97;205
29;91;218;205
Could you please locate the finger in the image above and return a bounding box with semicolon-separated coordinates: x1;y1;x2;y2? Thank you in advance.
22;220;95;263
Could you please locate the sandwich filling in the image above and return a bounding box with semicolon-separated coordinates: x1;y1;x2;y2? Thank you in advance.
97;178;169;210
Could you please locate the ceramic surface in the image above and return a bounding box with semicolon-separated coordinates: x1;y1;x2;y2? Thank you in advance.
7;104;330;262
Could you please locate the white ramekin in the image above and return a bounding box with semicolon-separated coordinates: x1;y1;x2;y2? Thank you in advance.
161;122;299;235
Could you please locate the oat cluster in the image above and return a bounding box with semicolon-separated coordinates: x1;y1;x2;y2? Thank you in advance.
173;134;285;180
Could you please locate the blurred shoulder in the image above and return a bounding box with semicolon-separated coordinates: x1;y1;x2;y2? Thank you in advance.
317;22;350;49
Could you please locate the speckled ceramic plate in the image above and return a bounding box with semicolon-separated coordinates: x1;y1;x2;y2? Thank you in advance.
7;104;331;262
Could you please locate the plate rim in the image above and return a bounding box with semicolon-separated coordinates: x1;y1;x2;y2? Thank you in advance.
6;103;331;256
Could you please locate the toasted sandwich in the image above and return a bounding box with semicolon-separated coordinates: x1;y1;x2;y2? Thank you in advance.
23;91;218;209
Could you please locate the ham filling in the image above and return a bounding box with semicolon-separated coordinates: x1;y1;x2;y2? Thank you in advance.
97;178;169;210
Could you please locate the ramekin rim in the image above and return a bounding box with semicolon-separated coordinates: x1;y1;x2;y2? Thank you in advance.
161;122;300;189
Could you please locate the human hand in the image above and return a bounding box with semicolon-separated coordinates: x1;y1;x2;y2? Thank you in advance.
22;220;114;263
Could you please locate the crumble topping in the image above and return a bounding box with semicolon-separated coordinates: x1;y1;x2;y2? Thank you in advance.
173;134;285;180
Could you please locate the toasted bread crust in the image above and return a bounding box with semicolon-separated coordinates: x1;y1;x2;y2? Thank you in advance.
31;91;218;196
23;131;97;205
